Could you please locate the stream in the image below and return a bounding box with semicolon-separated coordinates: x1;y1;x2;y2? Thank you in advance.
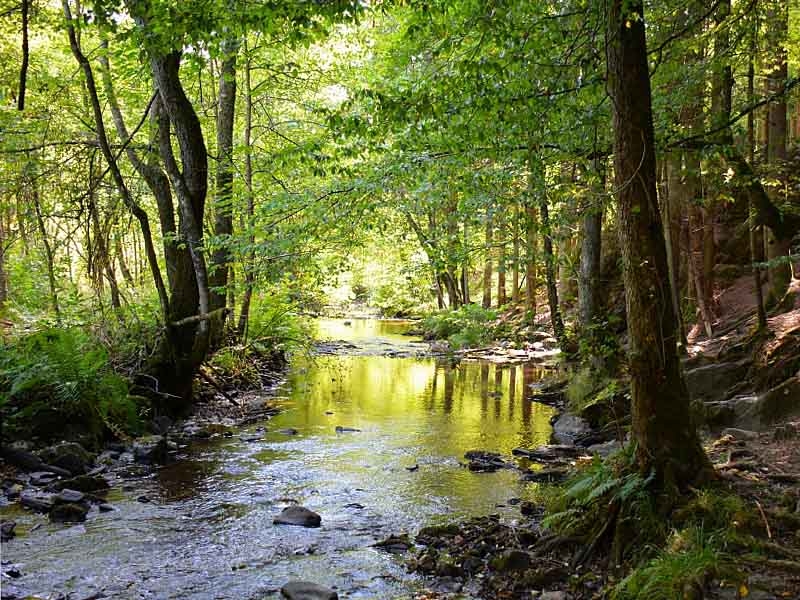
1;319;557;600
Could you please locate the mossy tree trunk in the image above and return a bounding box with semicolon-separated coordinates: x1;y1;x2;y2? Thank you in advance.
607;0;711;487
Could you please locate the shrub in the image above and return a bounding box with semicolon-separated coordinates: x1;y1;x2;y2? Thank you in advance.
0;327;142;445
422;304;498;349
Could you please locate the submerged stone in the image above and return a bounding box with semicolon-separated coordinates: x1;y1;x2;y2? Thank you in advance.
280;581;338;600
273;505;321;528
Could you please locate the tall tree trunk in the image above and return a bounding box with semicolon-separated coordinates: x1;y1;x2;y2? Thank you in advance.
209;38;239;344
32;188;59;317
237;47;256;339
18;0;29;111
115;235;135;286
512;205;520;304
765;0;791;306
0;207;7;306
664;155;687;347
482;208;493;309
748;15;767;329
579;158;603;331
496;212;507;307
461;220;470;304
607;0;710;486
539;195;565;347
524;204;538;324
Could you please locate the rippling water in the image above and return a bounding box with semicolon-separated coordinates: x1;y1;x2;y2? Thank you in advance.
1;319;556;599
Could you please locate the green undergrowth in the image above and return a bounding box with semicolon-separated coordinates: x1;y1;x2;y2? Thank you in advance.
543;449;756;599
207;296;312;387
0;327;144;446
421;304;500;349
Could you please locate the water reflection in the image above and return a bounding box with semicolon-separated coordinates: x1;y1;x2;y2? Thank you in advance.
0;319;556;600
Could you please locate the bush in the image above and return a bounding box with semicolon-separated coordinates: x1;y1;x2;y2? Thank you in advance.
245;295;314;355
422;304;498;349
0;328;142;445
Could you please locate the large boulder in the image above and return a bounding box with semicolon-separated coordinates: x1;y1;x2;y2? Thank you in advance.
280;581;338;600
551;414;590;444
273;506;321;528
37;442;93;476
685;360;749;403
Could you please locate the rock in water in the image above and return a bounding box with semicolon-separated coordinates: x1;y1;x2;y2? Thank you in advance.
49;502;89;523
38;442;93;475
334;426;360;433
273;506;322;528
1;520;16;541
281;581;338;600
20;490;55;512
54;489;85;504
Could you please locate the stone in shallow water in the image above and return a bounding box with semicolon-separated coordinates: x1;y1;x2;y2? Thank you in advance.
20;490;55;512
54;488;85;504
49;502;89;523
281;581;338;600
273;505;321;528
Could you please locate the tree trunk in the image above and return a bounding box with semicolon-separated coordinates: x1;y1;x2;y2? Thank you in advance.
765;0;790;306
579;161;603;330
512;205;520;304
209;38;239;344
496;212;507;307
748;15;767;329
482;208;493;309
524;205;538;323
607;0;710;486
537;188;565;347
18;0;29;111
32;188;59;317
664;154;687;348
237;47;256;339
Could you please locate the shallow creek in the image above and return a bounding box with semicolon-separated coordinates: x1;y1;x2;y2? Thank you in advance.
1;319;557;599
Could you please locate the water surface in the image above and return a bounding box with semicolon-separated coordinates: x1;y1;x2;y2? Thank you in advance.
1;319;555;599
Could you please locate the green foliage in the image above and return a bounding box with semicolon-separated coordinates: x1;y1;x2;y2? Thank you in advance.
612;527;729;600
245;295;314;355
422;304;498;349
0;328;142;444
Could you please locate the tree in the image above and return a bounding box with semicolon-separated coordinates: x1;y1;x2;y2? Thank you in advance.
606;0;710;486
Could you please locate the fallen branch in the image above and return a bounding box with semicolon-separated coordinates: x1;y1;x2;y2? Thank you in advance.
198;367;239;406
755;500;772;539
170;307;231;328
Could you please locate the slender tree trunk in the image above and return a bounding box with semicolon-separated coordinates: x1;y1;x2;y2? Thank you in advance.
115;235;134;286
765;0;791;306
607;0;710;486
664;155;688;348
209;38;239;344
0;208;7;306
524;205;538;323
512;205;520;304
496;212;507;307
539;195;565;346
32;188;59;317
18;0;29;111
461;220;470;304
748;17;767;329
482;208;493;309
579;159;603;330
237;49;256;339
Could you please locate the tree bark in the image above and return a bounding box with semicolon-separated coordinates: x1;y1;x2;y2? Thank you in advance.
209;38;239;343
765;0;791;306
496;212;507;307
237;47;256;339
482;208;493;309
579;160;603;330
18;0;29;111
748;16;767;329
607;0;710;486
